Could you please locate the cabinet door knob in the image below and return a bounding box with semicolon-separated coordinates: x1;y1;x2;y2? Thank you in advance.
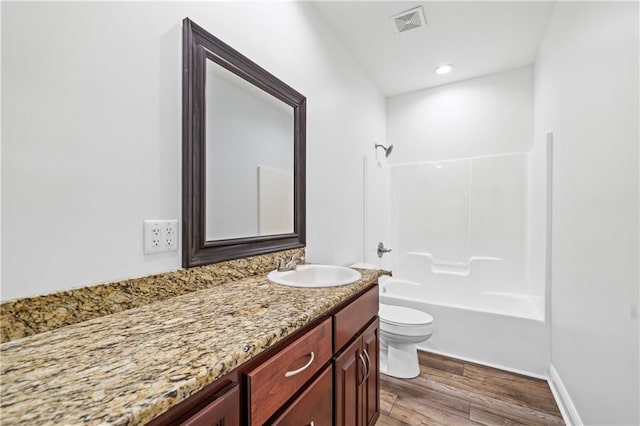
284;352;315;378
310;422;315;426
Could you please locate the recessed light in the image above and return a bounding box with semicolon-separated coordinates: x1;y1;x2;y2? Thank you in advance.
434;64;455;75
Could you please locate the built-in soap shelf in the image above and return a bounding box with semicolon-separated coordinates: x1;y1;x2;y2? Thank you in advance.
407;251;502;276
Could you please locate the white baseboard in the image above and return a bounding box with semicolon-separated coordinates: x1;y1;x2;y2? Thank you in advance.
548;363;583;426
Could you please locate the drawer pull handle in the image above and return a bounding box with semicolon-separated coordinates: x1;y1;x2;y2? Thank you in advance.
284;351;315;378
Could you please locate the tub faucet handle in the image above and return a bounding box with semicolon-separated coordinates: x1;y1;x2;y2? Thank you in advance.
377;242;392;258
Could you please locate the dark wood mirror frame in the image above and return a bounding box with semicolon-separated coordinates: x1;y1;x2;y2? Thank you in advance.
182;18;306;268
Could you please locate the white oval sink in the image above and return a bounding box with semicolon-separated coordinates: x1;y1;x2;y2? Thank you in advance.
267;264;362;288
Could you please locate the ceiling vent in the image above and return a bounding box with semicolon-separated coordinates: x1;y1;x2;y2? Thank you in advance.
391;6;427;34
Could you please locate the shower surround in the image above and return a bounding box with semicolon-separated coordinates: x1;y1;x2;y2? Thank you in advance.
384;152;547;375
366;66;548;374
391;153;541;308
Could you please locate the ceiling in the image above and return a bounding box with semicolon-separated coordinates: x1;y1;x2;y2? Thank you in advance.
312;1;554;97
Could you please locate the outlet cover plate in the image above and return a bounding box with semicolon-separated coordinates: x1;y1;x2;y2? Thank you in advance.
144;220;179;254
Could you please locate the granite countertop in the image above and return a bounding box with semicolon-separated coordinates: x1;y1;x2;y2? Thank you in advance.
0;269;378;426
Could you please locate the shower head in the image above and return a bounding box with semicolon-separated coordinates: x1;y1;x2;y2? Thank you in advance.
375;143;394;158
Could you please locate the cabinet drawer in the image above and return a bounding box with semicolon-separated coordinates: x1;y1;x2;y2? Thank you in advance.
273;365;333;426
334;285;379;351
247;318;332;425
181;384;239;426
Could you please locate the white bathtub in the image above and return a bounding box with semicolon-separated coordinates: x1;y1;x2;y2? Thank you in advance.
379;276;548;376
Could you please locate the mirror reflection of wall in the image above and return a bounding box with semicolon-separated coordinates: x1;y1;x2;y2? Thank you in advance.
205;58;294;241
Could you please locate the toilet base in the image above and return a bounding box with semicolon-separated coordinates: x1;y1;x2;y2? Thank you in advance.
380;338;421;379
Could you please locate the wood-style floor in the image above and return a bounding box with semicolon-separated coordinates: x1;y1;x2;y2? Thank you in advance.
377;351;565;426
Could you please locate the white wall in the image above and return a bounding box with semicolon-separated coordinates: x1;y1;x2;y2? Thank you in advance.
387;67;534;163
535;2;639;424
0;2;3;291
1;2;385;300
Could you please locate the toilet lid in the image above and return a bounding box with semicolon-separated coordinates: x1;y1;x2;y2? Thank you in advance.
379;304;433;326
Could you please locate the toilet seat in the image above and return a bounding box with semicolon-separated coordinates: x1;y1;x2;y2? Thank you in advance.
381;321;434;338
379;304;433;326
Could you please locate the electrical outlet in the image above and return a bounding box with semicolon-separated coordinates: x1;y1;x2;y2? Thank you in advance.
162;220;178;251
144;220;178;254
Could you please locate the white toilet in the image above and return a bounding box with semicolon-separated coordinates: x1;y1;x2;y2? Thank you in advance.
379;303;434;379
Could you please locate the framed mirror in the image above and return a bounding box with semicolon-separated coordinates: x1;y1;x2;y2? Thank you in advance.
183;18;306;267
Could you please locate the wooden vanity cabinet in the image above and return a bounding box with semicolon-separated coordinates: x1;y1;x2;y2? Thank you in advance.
334;322;380;426
246;284;379;426
148;284;379;426
334;335;361;425
333;286;380;426
361;319;380;426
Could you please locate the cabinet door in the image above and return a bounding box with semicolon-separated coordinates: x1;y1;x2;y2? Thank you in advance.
334;337;363;426
273;365;333;426
361;319;380;426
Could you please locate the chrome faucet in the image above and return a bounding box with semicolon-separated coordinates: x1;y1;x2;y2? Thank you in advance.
377;242;392;258
278;254;305;271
